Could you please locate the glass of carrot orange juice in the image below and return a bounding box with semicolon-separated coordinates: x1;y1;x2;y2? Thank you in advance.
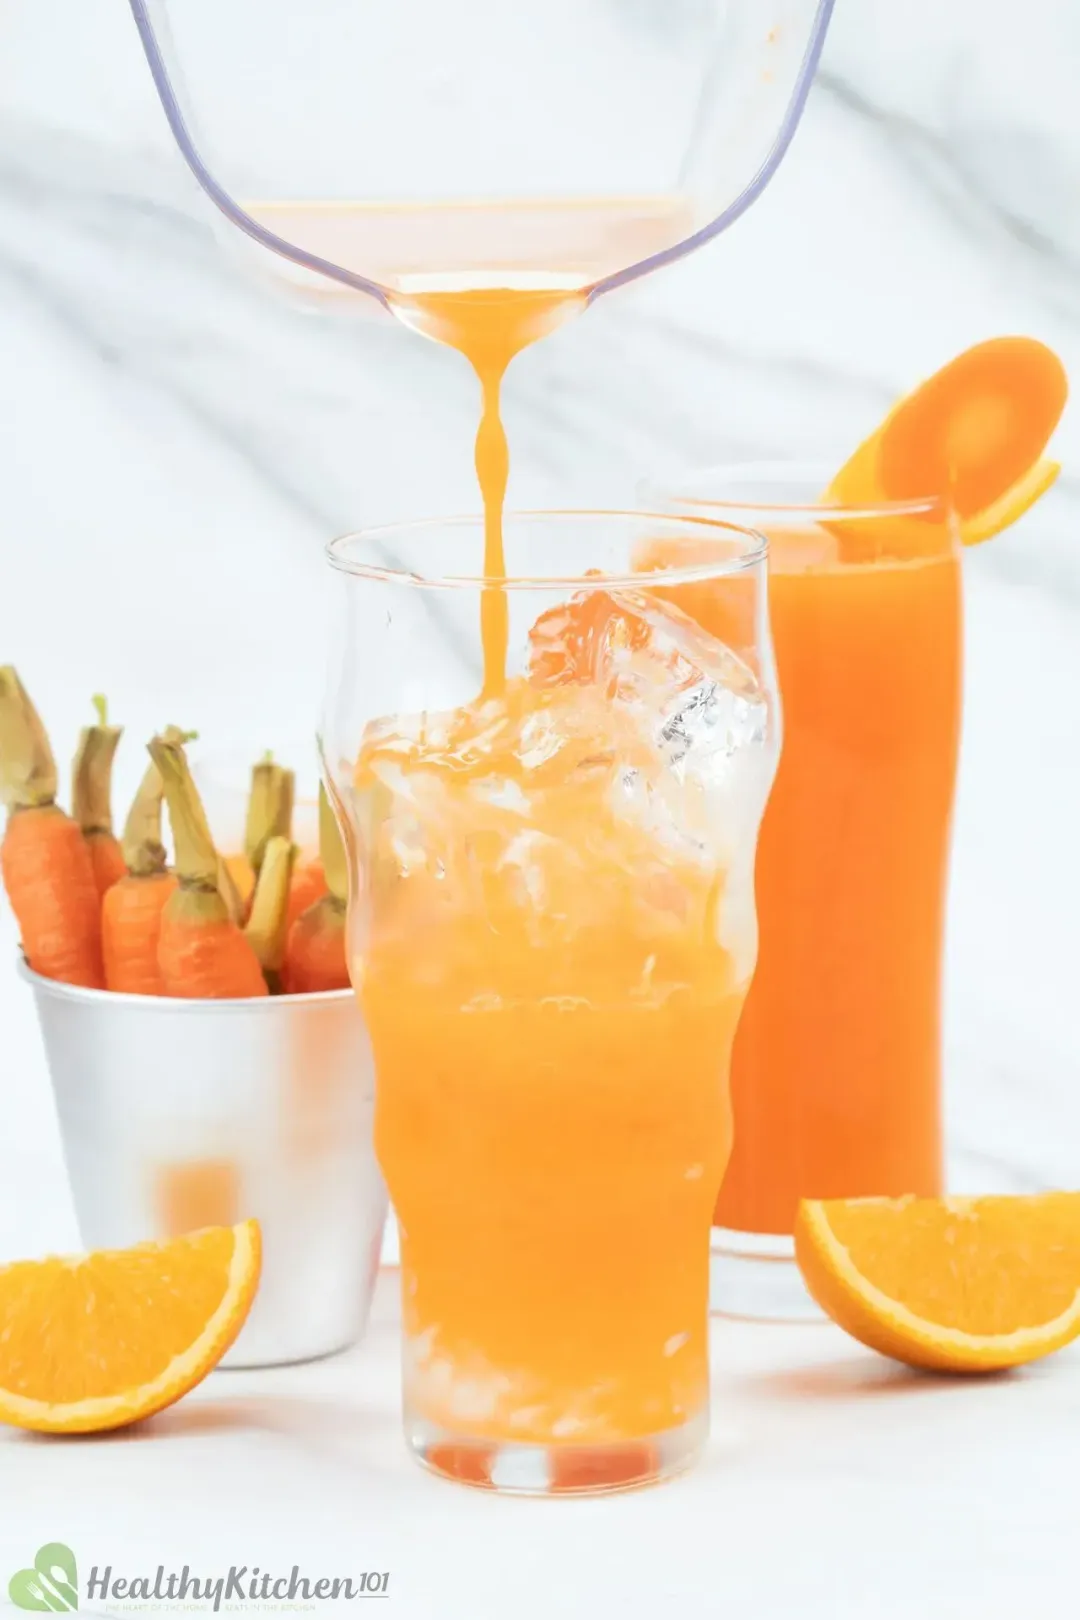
321;510;778;1493
640;465;962;1319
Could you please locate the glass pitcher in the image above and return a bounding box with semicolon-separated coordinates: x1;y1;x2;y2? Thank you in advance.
128;0;833;311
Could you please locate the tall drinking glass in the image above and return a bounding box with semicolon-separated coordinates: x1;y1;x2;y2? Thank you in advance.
321;511;778;1493
640;467;962;1319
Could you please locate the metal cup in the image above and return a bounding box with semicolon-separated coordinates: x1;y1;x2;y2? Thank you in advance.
19;962;387;1368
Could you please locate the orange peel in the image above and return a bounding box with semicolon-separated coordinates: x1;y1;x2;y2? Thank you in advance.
795;1194;1080;1374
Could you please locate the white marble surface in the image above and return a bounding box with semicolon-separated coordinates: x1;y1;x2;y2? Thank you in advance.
1;1270;1078;1620
0;3;1078;1608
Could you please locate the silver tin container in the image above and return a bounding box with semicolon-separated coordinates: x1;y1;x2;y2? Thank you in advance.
20;962;387;1369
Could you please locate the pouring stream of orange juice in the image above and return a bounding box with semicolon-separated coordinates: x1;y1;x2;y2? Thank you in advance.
389;285;585;695
245;198;698;694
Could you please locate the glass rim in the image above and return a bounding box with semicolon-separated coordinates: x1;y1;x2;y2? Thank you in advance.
325;508;769;591
639;459;948;522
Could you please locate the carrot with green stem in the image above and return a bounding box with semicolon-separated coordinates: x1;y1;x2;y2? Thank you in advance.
282;784;351;994
101;727;193;996
220;751;295;925
244;752;295;877
244;834;295;993
72;694;126;898
151;734;267;1000
0;666;104;988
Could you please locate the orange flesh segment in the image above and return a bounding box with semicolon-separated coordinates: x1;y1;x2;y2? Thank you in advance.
828;337;1067;525
795;1194;1080;1371
0;1222;260;1429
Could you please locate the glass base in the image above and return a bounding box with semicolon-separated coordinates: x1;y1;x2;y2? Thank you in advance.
406;1408;708;1496
710;1227;825;1322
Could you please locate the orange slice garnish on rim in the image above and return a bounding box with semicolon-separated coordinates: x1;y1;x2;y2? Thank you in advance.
958;456;1061;545
0;1221;261;1433
827;337;1067;544
795;1194;1080;1373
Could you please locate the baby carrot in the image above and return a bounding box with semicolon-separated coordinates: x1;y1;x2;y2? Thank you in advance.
151;734;267;1000
286;856;328;932
0;667;104;988
282;784;351;994
221;750;295;926
101;726;192;995
72;694;126;898
245;834;295;993
244;753;295;877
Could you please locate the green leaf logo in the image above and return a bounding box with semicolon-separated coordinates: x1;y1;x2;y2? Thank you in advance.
8;1543;79;1611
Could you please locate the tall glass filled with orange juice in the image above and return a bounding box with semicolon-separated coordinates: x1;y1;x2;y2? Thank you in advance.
640;467;962;1318
322;510;778;1492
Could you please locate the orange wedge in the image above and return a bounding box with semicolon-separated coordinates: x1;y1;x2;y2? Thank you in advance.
0;1221;261;1433
826;337;1067;539
959;457;1061;545
795;1194;1080;1373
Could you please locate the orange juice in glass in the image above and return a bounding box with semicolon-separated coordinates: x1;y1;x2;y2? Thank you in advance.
641;466;962;1318
322;511;778;1492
